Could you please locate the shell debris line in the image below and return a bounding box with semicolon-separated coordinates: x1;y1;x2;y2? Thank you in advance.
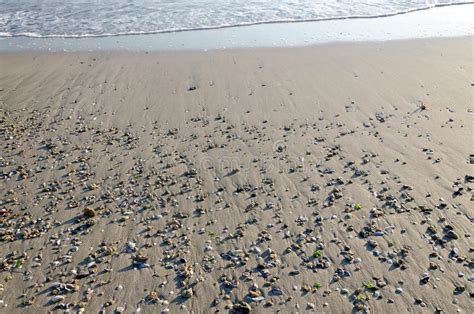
0;40;473;313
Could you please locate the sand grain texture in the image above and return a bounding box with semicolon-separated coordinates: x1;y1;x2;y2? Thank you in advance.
0;38;472;313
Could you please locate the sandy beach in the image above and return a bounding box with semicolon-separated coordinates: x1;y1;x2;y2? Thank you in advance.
0;37;472;313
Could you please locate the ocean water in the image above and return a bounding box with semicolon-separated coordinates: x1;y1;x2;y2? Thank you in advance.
0;0;472;38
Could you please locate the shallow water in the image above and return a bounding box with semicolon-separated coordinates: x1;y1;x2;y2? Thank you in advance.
1;4;473;52
0;0;471;38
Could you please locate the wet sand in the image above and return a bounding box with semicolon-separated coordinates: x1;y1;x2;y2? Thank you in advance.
0;37;472;313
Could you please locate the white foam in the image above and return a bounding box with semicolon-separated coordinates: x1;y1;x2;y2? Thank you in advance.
0;0;472;38
1;4;472;52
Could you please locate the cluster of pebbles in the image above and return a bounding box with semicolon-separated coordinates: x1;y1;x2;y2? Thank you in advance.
0;100;472;314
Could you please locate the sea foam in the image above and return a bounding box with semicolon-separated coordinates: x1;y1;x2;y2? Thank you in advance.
0;0;472;38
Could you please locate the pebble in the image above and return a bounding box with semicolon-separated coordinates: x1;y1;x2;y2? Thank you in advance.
0;92;471;314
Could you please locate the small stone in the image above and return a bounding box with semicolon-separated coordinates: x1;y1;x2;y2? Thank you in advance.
301;285;312;293
271;287;283;295
254;296;266;303
234;301;252;313
420;272;430;284
249;289;261;298
224;301;233;309
50;295;65;303
182;288;194;298
84;207;96;218
454;285;465;294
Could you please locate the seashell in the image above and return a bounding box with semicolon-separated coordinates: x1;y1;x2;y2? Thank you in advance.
182;288;194;298
51;295;66;303
251;296;265;302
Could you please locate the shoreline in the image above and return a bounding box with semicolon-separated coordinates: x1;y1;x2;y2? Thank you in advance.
3;1;473;39
0;35;472;56
1;4;473;52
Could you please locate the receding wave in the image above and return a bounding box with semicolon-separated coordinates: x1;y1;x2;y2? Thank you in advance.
0;0;472;39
